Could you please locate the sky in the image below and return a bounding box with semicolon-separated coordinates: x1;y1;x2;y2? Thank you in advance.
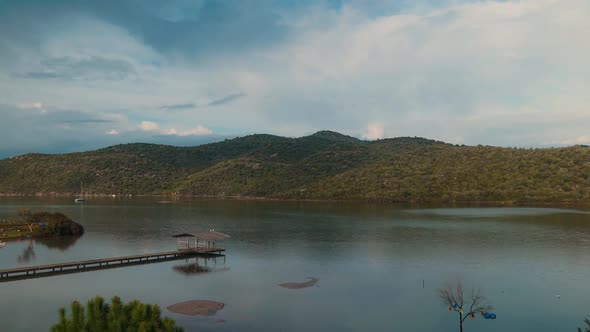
0;0;589;157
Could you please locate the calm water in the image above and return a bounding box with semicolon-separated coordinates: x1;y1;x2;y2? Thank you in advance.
1;198;590;331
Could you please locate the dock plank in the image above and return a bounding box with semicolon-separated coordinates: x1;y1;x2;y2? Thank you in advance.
0;248;225;282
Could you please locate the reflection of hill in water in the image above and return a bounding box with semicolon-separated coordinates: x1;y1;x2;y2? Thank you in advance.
35;236;80;251
173;257;229;276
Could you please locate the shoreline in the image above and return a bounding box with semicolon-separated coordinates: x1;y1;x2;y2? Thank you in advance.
1;192;590;207
0;234;71;241
0;212;84;241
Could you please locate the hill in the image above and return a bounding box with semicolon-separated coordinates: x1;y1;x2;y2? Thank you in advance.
1;131;590;203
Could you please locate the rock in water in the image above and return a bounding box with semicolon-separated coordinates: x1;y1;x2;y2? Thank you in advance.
167;300;225;316
278;277;319;289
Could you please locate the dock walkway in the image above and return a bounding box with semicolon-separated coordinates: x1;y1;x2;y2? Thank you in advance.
0;248;224;282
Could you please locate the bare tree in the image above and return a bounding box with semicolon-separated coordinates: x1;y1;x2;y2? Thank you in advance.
439;280;492;332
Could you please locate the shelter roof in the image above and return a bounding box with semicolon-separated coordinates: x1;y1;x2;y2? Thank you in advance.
173;231;231;241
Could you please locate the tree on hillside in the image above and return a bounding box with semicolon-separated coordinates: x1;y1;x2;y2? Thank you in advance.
439;280;494;332
50;296;183;332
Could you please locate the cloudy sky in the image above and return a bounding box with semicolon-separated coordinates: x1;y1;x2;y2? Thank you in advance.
0;0;589;157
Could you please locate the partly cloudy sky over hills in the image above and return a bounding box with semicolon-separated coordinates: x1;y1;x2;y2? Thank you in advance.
0;0;588;157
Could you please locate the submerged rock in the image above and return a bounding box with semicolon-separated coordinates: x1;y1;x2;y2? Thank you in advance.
167;300;225;316
278;277;319;289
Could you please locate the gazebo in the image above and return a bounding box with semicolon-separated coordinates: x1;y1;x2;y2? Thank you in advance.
172;231;230;254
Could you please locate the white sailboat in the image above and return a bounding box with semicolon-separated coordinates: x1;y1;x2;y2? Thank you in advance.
75;181;86;203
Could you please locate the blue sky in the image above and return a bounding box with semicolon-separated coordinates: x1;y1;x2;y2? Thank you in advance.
0;0;589;157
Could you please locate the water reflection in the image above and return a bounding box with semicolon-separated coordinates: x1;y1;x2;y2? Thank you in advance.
17;240;35;263
173;256;229;276
15;236;81;263
2;198;590;332
35;236;80;251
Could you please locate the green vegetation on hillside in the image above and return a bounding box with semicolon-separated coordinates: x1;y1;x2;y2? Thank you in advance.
1;131;590;203
51;296;183;332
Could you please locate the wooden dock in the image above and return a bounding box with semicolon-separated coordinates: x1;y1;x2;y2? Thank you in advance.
0;248;225;282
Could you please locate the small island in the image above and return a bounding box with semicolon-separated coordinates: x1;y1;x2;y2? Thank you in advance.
0;210;84;241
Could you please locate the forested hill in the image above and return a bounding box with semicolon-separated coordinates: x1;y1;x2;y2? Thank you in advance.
1;130;590;203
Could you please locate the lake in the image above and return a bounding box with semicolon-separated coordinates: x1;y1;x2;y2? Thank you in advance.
1;197;590;331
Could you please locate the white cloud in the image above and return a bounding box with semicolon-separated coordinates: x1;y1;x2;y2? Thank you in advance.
105;129;120;135
450;136;465;145
558;136;590;146
138;121;212;136
138;121;160;131
362;123;385;140
16;102;46;113
166;125;212;136
250;0;590;145
2;0;590;150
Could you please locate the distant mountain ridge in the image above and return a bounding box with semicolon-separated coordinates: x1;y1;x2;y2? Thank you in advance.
1;131;589;203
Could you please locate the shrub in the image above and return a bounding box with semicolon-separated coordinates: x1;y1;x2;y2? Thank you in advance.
50;296;183;332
